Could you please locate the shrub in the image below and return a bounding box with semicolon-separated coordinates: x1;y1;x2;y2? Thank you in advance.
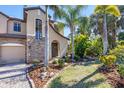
99;55;117;67
64;56;70;63
118;32;124;40
74;55;80;61
117;64;124;78
32;59;41;68
74;34;90;58
109;45;124;63
117;40;124;46
85;37;103;57
32;59;40;65
52;58;58;64
58;59;64;68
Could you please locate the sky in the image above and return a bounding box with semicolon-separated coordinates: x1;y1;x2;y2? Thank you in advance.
0;5;95;37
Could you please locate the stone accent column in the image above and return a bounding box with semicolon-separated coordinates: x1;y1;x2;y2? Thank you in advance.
27;36;45;63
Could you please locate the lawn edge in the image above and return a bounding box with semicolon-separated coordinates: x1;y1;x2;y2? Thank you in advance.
43;63;73;88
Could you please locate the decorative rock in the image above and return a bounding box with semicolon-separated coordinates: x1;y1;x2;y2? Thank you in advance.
40;72;48;80
49;72;55;78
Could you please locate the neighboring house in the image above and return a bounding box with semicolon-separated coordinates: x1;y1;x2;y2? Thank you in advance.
0;6;69;65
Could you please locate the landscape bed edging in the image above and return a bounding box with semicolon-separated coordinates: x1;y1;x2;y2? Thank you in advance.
43;64;73;88
26;68;36;88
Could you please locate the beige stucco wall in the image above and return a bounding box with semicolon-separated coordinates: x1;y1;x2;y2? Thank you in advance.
26;9;46;37
0;14;8;33
8;20;26;35
0;37;26;45
49;26;68;60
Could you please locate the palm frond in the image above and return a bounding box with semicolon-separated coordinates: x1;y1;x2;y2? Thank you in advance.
54;22;65;32
106;5;121;16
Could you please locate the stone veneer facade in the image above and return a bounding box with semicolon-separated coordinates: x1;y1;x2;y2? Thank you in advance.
27;36;45;63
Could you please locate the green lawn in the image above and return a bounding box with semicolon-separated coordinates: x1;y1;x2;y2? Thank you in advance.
48;61;112;88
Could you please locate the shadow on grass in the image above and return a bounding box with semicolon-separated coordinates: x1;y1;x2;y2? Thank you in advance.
48;68;105;88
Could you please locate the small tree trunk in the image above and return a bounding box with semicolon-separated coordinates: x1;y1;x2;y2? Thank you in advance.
103;14;108;55
71;26;75;62
44;5;49;67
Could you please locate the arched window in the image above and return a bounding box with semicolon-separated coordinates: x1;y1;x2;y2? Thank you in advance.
35;19;42;40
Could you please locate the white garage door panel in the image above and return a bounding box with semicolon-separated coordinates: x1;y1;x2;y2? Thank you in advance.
1;46;25;63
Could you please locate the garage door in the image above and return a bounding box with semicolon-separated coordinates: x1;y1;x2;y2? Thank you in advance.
0;43;25;64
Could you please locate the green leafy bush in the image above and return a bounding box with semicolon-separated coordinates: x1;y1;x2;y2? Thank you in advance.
118;32;124;40
52;58;58;64
74;55;80;61
64;56;70;63
58;59;64;68
109;45;124;63
99;55;117;67
117;40;124;45
117;64;124;78
74;34;90;58
85;37;103;57
32;59;41;68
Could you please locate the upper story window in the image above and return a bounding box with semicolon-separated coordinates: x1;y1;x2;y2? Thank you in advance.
13;22;21;32
35;19;42;40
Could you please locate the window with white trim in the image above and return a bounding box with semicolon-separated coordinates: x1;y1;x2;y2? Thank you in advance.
13;22;21;32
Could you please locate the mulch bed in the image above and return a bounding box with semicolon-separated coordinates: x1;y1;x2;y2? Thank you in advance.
28;63;70;88
99;65;124;88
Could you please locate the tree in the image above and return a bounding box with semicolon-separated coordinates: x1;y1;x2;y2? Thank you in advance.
94;5;120;55
76;16;91;35
54;22;65;33
44;5;61;67
107;15;118;48
54;5;86;62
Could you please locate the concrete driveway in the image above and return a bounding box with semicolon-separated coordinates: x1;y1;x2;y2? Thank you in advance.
0;62;32;88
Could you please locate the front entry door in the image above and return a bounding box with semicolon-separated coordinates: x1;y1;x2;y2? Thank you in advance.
52;43;58;58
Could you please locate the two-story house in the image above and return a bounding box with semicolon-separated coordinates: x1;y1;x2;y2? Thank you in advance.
0;6;69;65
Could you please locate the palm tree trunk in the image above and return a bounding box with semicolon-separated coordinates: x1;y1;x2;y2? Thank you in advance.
112;29;116;48
103;14;108;55
44;5;49;67
71;26;75;62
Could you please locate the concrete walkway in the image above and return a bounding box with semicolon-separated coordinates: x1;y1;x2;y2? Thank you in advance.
0;63;32;88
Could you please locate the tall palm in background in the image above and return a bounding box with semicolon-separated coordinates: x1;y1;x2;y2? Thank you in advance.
107;15;119;49
94;5;120;55
54;5;86;61
77;16;91;35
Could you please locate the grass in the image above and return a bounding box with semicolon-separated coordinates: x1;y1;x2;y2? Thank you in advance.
48;61;112;88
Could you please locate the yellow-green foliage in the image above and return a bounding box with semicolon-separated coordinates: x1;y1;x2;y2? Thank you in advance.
74;34;90;58
99;55;117;67
109;45;124;63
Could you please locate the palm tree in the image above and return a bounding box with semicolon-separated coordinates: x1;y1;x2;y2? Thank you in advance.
53;5;86;62
77;16;91;35
107;15;119;48
54;22;65;33
44;5;61;67
94;5;120;55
